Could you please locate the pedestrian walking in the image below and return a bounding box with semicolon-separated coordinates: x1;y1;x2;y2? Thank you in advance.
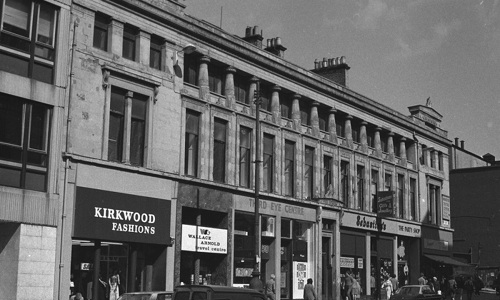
265;274;276;300
464;277;474;300
382;276;393;300
304;278;317;300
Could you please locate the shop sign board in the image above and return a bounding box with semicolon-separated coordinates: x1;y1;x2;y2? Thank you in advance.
377;191;395;218
340;257;355;268
74;187;171;245
442;195;450;221
233;195;316;221
341;212;421;237
357;258;364;269
181;225;228;254
293;262;308;299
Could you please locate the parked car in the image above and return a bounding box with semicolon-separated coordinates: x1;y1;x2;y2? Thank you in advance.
118;291;173;300
390;285;442;300
173;285;265;300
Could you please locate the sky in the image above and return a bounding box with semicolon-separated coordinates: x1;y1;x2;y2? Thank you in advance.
184;0;500;159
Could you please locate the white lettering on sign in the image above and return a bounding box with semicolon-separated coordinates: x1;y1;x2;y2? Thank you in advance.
181;225;228;254
93;206;157;235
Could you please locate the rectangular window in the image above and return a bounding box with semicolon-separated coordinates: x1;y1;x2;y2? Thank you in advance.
438;152;443;170
262;134;274;193
239;126;251;188
304;146;314;199
149;35;163;70
428;183;440;224
108;88;147;166
356;165;365;210
93;12;109;51
352;122;360;143
259;85;271;112
367;127;375;148
336;117;345;138
381;132;388;152
0;0;58;84
284;140;295;196
398;174;404;218
371;169;379;213
340;161;349;204
234;73;248;104
323;155;332;196
208;64;224;95
318;109;329;132
0;94;50;192
300;102;311;126
213;118;227;183
384;173;392;191
122;24;137;61
410;178;417;221
183;53;198;86
430;150;436;168
185;109;200;177
394;139;401;157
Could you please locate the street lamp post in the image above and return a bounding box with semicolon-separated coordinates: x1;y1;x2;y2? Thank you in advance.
249;84;264;292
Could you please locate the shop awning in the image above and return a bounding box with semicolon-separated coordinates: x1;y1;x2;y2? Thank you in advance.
424;254;471;267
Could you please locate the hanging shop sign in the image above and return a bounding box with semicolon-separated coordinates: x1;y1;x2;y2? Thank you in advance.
181;225;228;254
377;191;395;218
74;187;171;245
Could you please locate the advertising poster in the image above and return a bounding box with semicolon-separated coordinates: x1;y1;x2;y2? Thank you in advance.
293;261;308;299
181;225;228;254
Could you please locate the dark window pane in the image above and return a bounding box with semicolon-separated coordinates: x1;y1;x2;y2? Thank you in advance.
263;134;274;192
32;62;53;84
150;47;161;69
0;166;22;188
239;127;251;188
29;104;49;151
185;110;200;177
108;114;123;162
284;141;295;196
122;26;136;60
27;151;47;167
0;144;23;162
34;44;55;60
93;13;109;51
0;32;31;53
0;96;23;145
25;170;46;192
131;97;146;120
130;119;144;166
213;119;227;183
0;52;29;77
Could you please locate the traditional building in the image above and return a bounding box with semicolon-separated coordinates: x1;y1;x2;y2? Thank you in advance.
0;0;458;299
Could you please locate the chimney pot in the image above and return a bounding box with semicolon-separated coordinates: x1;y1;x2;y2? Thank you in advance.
340;56;346;64
460;140;465;149
314;59;319;69
276;37;281;46
253;26;259;36
245;26;252;37
267;39;271;47
454;137;459;146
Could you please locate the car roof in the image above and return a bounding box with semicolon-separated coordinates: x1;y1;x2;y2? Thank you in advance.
122;291;173;294
175;285;263;295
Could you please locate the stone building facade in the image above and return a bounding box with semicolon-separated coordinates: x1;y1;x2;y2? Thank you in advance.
0;0;458;299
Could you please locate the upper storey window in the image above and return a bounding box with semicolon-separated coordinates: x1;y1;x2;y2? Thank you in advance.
93;12;109;51
122;24;138;61
0;94;51;192
208;63;224;95
183;53;198;86
149;35;163;70
0;0;58;84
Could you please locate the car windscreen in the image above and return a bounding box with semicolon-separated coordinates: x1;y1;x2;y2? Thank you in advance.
119;294;153;300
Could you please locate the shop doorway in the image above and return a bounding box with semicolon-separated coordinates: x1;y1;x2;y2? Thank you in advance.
322;234;333;300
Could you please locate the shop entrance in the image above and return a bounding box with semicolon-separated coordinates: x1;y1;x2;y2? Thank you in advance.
321;234;333;300
71;240;166;299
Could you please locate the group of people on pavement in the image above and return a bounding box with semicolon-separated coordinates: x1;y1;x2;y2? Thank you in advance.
417;273;487;300
265;274;317;300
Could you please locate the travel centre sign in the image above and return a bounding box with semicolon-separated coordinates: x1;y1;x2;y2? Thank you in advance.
341;212;421;238
181;225;228;254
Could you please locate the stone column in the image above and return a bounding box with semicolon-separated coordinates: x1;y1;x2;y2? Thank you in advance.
388;132;395;161
374;127;382;157
224;66;236;109
138;30;150;65
360;121;368;152
123;91;133;164
109;19;124;57
291;93;301;131
328;108;337;144
198;55;210;100
271;85;281;124
310;101;320;137
399;137;407;161
345;115;353;148
248;76;259;115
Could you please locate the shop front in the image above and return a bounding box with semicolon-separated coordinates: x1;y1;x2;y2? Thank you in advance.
234;195;318;300
340;212;422;296
71;187;172;300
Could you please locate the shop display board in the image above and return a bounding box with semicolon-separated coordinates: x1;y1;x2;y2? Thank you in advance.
293;261;308;299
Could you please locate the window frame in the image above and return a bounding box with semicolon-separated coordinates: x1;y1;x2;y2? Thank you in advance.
340;160;349;205
0;0;58;84
102;74;153;168
0;93;51;192
122;24;138;61
213;117;227;183
397;174;405;218
149;34;163;70
304;145;314;199
284;140;295;197
323;155;333;197
371;169;379;213
93;12;110;51
262;133;274;193
239;126;252;188
184;108;200;177
356;165;365;210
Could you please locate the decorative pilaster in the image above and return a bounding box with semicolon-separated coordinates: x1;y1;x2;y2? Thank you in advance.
291;94;302;131
248;76;259;116
271;85;281;124
109;19;124;57
399;137;407;162
311;101;320;137
360;121;368;153
328;108;337;144
224;66;236;109
374;127;382;157
388;132;395;161
345;115;353;148
198;55;210;101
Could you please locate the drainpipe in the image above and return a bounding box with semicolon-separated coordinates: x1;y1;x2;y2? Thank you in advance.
58;19;78;300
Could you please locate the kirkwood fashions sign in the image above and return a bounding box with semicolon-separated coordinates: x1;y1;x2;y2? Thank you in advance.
181;225;228;254
74;187;172;245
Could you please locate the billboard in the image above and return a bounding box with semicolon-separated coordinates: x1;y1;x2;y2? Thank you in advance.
377;191;395;218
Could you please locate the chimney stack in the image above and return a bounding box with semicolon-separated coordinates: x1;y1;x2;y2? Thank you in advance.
483;153;496;165
243;25;264;49
264;37;287;58
311;56;350;87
